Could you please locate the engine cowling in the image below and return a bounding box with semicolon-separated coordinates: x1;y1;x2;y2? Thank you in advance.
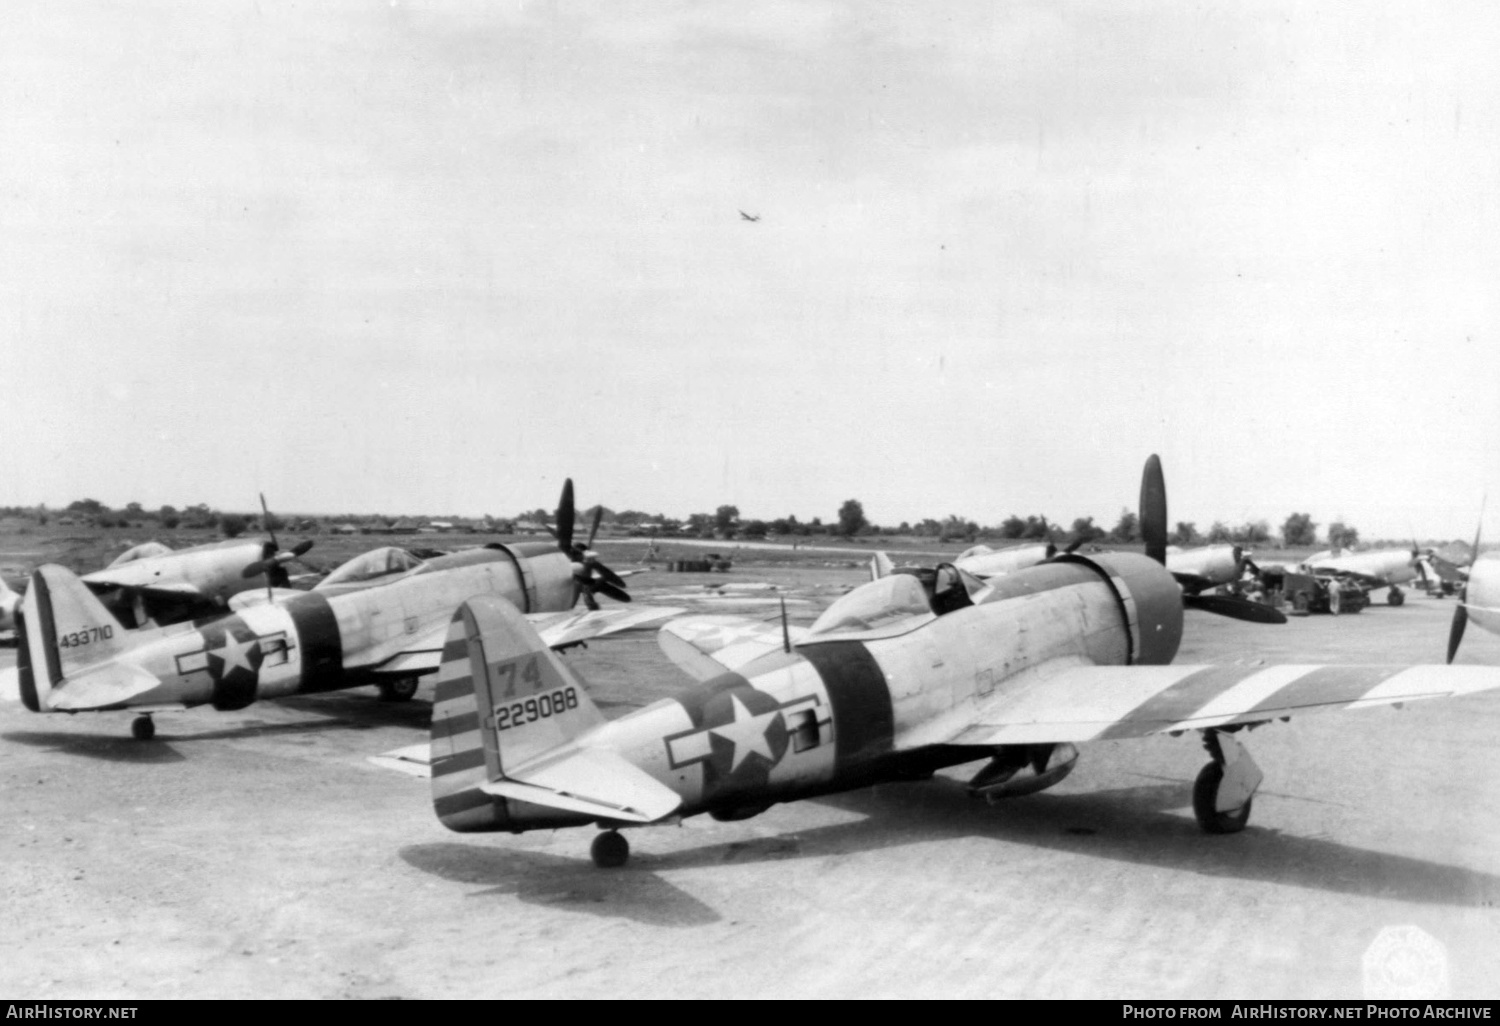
1052;550;1184;666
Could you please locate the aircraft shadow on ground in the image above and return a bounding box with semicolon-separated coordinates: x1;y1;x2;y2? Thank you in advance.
400;842;720;928
1;694;432;753
641;776;1497;908
1;730;188;763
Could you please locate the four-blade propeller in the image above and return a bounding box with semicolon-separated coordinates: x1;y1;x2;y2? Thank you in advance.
552;479;631;610
240;494;317;588
1447;499;1484;663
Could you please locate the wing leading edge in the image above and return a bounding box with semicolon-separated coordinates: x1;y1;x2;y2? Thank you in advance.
942;660;1500;747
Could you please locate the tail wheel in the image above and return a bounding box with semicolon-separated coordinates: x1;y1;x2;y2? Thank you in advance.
590;830;630;868
1192;762;1252;834
378;677;420;702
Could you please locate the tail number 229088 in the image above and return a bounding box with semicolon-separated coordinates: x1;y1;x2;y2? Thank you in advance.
493;687;578;731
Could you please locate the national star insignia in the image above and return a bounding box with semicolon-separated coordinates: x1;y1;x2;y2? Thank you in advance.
709;693;781;772
213;631;260;676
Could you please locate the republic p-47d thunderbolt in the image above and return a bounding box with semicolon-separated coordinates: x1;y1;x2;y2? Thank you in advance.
15;486;676;740
391;456;1500;867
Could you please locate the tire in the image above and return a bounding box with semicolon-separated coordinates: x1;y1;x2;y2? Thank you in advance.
1292;592;1310;614
1388;589;1405;607
378;677;420;702
591;831;630;868
1192;762;1252;834
131;717;156;741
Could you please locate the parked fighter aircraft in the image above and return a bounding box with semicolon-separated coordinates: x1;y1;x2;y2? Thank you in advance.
1305;546;1430;606
81;497;317;627
403;456;1500;867
15;485;672;739
1166;544;1257;596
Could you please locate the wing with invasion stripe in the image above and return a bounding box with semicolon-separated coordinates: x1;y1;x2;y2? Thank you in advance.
356;605;685;678
935;659;1500;747
658;615;808;682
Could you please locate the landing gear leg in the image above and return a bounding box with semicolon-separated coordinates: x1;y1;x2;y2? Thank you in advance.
1192;730;1262;834
131;715;156;741
590;830;630;868
1387;587;1405;607
378;677;420;702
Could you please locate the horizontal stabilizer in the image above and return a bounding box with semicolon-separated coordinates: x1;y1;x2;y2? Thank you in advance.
368;743;433;778
483;746;682;823
47;662;163;711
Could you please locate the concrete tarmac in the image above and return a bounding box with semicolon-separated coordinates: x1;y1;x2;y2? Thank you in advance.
2;581;1498;999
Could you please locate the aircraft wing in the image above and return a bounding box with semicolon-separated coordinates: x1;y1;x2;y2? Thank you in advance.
910;658;1500;748
658;615;809;682
357;605;685;678
81;573;202;597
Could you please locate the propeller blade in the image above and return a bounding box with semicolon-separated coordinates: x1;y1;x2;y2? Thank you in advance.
1063;538;1084;555
591;561;627;590
260;493;280;551
1184;593;1287;625
242;559;272;579
1469;497;1485;569
1140;454;1168;565
1447;603;1469;664
586;506;603;549
290;539;314;558
555;479;576;553
593;580;632;604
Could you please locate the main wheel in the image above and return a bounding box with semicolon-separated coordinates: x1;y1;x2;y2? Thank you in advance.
1388;588;1405;607
590;830;630;868
131;716;156;741
1192;762;1252;834
378;677;420;702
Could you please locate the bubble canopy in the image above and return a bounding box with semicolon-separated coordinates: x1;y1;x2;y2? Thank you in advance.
806;574;936;640
319;547;425;588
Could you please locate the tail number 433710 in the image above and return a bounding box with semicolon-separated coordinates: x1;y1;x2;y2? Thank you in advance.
59;625;114;648
493;687;578;731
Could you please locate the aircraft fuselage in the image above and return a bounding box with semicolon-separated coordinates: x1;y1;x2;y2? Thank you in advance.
20;545;577;715
433;552;1184;833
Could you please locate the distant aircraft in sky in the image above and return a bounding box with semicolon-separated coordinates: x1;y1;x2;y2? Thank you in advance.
738;210;760;222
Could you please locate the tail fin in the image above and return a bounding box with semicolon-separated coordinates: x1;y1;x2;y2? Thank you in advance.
428;596;680;832
17;565;131;712
428;595;606;831
871;551;894;581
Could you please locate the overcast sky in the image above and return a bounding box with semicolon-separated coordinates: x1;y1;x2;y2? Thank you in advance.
2;1;1496;541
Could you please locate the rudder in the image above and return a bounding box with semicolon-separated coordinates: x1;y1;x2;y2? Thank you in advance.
18;565;133;711
428;596;606;832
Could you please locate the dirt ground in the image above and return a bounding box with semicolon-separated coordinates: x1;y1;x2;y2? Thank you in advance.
3;565;1499;999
